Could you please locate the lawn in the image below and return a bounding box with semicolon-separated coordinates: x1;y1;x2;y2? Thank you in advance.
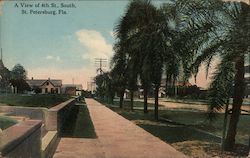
102;99;163;109
104;100;249;157
0;94;71;108
108;107;221;143
0;115;17;130
108;100;250;145
160;110;250;145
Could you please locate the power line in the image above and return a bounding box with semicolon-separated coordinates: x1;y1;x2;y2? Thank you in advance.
95;58;107;75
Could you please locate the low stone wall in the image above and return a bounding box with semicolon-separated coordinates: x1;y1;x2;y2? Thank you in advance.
0;98;77;158
0;98;76;133
0;104;47;122
0;120;42;158
41;131;58;158
45;98;76;133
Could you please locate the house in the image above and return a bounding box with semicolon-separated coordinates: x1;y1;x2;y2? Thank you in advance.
62;84;83;96
26;78;62;94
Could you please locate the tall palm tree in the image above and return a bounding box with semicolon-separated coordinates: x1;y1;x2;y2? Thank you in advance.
119;0;169;119
182;0;250;151
110;42;128;108
114;0;160;112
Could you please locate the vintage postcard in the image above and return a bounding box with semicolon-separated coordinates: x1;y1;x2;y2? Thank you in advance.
0;0;249;157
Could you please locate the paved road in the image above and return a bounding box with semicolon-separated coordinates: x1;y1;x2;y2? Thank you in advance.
53;99;186;158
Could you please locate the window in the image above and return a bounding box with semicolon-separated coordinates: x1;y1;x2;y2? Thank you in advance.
46;82;49;85
51;88;54;94
45;88;48;93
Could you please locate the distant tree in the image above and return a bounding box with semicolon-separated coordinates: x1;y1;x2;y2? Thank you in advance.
10;64;30;93
11;64;27;80
33;86;42;94
95;72;115;104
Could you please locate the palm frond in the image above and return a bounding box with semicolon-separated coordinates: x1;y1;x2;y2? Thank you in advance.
207;57;234;120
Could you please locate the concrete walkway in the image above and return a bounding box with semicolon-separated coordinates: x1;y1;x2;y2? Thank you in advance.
53;99;186;158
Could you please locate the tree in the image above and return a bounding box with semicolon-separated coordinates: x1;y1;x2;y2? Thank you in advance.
10;64;29;93
114;0;171;117
11;64;27;80
110;42;128;108
113;0;152;111
181;0;250;151
95;72;115;104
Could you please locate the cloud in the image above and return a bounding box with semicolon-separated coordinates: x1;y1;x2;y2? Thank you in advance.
55;56;61;62
46;55;62;62
76;29;113;60
46;55;53;59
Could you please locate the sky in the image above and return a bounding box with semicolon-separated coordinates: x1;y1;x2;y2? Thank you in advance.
0;0;212;89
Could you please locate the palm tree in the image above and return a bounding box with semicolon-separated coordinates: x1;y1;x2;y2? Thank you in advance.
181;0;250;151
140;58;152;113
114;0;159;112
110;42;128;108
117;0;169;118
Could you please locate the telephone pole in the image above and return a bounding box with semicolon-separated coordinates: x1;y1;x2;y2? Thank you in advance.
95;58;107;75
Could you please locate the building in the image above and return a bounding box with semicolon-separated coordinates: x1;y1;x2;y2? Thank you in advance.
26;78;62;94
87;81;96;94
62;84;83;96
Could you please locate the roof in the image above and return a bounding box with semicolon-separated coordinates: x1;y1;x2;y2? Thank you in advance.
0;59;10;78
62;84;82;90
0;60;6;71
26;79;62;87
161;78;192;87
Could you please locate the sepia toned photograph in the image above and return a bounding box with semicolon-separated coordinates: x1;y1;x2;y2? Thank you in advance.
0;0;249;157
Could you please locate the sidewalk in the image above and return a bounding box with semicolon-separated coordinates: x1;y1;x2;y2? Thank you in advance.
53;99;186;158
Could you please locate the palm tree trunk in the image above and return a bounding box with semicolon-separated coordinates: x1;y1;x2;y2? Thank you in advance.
144;87;148;113
221;99;229;150
154;85;159;120
173;78;177;97
119;89;125;108
165;74;169;97
130;90;134;111
224;56;245;151
111;94;114;105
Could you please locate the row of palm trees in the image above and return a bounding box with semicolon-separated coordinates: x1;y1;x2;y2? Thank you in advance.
95;0;249;152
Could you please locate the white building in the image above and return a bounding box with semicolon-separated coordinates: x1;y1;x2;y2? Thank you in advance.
26;78;62;94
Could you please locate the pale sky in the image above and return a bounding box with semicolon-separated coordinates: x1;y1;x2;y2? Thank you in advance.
0;0;213;89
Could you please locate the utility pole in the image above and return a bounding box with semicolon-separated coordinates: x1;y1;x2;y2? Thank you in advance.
95;58;107;75
87;77;96;94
